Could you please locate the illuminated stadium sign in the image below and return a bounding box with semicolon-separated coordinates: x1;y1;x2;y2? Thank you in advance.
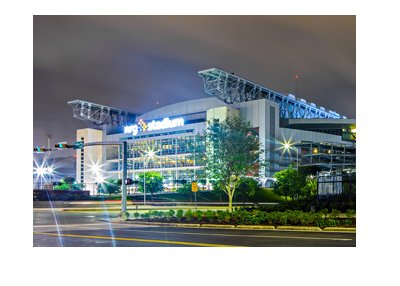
124;117;185;135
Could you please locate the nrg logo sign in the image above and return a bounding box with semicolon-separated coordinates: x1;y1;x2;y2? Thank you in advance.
124;117;185;136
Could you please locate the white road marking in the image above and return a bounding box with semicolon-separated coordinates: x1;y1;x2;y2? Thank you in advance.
33;224;353;241
119;228;353;241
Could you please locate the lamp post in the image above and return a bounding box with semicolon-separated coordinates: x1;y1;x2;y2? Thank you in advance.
283;142;299;173
143;149;156;206
36;166;46;189
47;167;54;183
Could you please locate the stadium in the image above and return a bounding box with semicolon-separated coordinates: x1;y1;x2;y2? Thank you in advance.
68;67;356;195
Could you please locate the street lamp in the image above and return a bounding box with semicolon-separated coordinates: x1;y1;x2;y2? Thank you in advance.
35;166;47;189
46;166;54;183
143;149;156;206
282;140;299;173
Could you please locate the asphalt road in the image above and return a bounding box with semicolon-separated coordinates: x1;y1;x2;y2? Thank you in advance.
33;209;356;247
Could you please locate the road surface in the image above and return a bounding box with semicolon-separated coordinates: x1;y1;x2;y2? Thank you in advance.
33;209;355;247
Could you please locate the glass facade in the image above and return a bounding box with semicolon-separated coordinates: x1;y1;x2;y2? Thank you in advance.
106;133;205;182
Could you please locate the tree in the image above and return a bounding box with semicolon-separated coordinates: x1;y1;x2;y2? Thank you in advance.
204;116;262;212
62;176;75;190
137;172;163;200
176;182;192;201
302;175;317;197
236;177;260;204
176;183;191;195
54;182;69;191
97;178;121;195
273;166;306;201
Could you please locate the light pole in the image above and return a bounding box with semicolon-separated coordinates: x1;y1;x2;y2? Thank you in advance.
143;149;156;206
47;167;54;183
283;142;299;173
36;166;47;189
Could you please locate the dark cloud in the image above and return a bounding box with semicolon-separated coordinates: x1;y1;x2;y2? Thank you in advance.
33;15;355;154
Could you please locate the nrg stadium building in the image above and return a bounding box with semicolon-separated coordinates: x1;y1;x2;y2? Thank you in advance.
68;68;356;195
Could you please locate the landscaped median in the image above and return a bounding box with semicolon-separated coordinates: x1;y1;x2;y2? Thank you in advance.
116;208;356;232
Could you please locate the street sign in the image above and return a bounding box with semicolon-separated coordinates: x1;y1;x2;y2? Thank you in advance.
73;141;84;149
191;181;198;192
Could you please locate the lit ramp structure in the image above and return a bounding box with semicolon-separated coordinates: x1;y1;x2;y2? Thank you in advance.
68;100;139;126
198;68;344;119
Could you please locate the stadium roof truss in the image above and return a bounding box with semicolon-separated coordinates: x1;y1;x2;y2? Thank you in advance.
198;68;343;119
67;100;139;126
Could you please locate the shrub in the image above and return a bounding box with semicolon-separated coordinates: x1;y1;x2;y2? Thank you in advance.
316;218;339;228
215;210;230;223
287;210;302;225
193;210;204;222
320;208;329;219
140;212;150;219
343;219;353;226
133;212;140;219
184;209;193;222
148;210;163;218
331;209;340;219
176;209;184;222
276;212;288;225
204;210;216;222
346;209;356;219
166;209;175;219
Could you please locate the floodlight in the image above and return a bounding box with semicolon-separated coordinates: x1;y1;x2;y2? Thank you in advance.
36;167;46;176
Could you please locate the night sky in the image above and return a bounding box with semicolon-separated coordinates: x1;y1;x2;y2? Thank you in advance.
33;15;355;156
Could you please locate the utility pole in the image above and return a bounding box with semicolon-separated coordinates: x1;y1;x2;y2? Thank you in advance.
121;141;127;214
38;140;130;218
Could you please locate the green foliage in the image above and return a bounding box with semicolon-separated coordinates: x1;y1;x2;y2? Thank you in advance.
320;208;329;219
63;176;75;186
236;177;260;200
137;172;163;197
184;209;193;222
204;116;263;212
134;208;354;228
53;180;84;191
346;209;356;219
133;212;140;219
176;209;184;221
53;183;69;190
54;177;76;191
331;209;340;219
204;210;216;222
176;183;192;195
97;178;121;195
273;165;306;201
166;209;175;218
253;188;285;203
302;175;317;197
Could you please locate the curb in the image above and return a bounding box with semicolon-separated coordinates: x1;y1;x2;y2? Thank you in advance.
199;224;236;229
323;227;356;232
236;225;275;230
119;221;355;232
174;223;201;228
276;226;322;232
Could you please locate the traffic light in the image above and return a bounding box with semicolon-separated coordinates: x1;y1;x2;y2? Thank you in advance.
33;146;47;153
125;178;134;185
55;142;72;149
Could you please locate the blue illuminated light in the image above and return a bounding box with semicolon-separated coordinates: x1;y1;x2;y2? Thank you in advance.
124;117;185;135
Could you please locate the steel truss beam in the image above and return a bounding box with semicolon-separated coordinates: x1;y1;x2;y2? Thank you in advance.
198;68;343;119
67;100;139;126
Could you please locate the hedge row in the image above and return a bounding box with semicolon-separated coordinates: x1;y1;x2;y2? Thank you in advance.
131;209;356;228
